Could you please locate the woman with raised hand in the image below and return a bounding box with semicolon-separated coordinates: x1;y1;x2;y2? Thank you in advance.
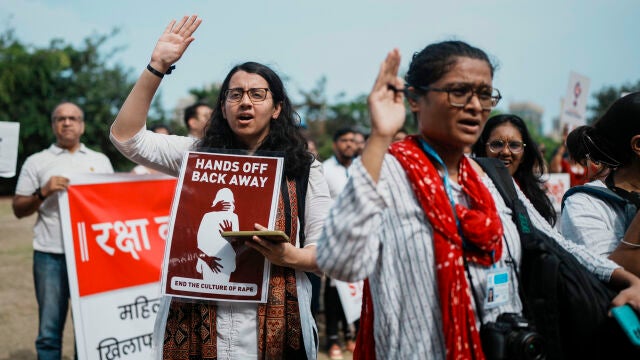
316;41;640;359
472;114;557;226
110;15;331;360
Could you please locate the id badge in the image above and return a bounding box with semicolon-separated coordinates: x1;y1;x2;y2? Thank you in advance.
484;267;510;309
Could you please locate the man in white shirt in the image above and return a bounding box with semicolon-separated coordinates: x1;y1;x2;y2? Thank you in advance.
13;102;114;359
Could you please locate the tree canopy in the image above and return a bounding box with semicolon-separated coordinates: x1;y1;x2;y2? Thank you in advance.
0;28;166;195
587;80;640;124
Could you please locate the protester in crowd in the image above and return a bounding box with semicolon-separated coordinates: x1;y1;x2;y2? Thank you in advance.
561;92;640;276
322;127;359;359
538;142;549;173
324;127;357;198
353;129;367;156
131;124;172;174
472;114;556;225
316;41;640;359
183;101;213;139
109;15;330;359
12;101;114;359
549;124;589;187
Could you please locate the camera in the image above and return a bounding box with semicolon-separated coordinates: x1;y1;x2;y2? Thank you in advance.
480;313;546;360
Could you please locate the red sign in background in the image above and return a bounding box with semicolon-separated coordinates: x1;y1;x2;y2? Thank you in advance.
67;178;176;296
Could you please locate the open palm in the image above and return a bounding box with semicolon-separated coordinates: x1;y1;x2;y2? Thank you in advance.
150;15;202;70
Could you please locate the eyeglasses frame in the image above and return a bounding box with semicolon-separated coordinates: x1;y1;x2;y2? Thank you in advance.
486;139;527;154
416;85;502;110
224;88;271;104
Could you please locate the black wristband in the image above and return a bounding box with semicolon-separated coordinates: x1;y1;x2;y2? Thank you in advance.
33;187;46;201
146;64;176;78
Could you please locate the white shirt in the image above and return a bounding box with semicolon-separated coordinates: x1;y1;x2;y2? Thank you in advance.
111;126;331;360
14;143;114;254
316;155;619;360
560;180;636;256
322;156;350;199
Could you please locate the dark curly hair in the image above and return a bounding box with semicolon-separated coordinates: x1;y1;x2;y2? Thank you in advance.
198;62;311;179
472;114;556;226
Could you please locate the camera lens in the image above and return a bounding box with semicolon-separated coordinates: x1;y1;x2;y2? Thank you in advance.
512;331;545;360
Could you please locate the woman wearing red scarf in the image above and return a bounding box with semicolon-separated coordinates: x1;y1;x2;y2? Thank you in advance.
316;42;640;359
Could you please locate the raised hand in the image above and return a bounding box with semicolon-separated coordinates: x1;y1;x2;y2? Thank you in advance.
150;15;203;72
361;49;406;183
367;49;405;138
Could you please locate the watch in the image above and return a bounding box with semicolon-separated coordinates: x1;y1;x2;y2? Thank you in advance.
32;187;46;201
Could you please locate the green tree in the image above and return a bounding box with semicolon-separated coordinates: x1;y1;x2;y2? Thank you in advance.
0;28;162;195
587;80;640;124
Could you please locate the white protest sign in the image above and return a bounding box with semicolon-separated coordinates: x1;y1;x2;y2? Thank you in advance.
0;122;20;178
335;280;364;324
559;72;591;130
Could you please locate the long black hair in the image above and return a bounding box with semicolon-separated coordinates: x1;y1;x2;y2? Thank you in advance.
472;114;557;226
199;62;311;179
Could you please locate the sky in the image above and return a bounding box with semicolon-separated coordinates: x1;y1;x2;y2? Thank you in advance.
2;0;639;134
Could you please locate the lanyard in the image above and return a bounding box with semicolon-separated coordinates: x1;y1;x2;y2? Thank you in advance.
418;138;493;262
418;138;462;231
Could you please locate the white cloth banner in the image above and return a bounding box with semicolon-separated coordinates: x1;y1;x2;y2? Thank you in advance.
0;122;20;177
335;280;364;324
59;173;175;360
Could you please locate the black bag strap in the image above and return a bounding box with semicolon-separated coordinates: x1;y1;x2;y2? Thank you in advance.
562;184;638;214
474;158;535;239
280;159;312;248
295;159;312;248
474;158;535;315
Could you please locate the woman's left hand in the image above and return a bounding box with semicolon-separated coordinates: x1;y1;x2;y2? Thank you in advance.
245;223;296;267
244;223;320;273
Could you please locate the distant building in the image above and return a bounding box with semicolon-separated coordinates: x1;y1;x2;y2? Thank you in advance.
509;101;544;135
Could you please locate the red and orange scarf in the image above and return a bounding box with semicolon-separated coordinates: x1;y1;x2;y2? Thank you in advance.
356;136;503;360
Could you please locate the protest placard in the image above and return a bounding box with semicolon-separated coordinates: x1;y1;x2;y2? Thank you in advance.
162;151;284;302
59;173;176;360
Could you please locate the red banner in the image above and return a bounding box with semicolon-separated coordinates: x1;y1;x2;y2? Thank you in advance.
66;178;176;296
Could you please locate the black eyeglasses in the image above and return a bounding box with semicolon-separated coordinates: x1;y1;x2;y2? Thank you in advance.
487;140;526;154
224;88;270;103
416;84;501;110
